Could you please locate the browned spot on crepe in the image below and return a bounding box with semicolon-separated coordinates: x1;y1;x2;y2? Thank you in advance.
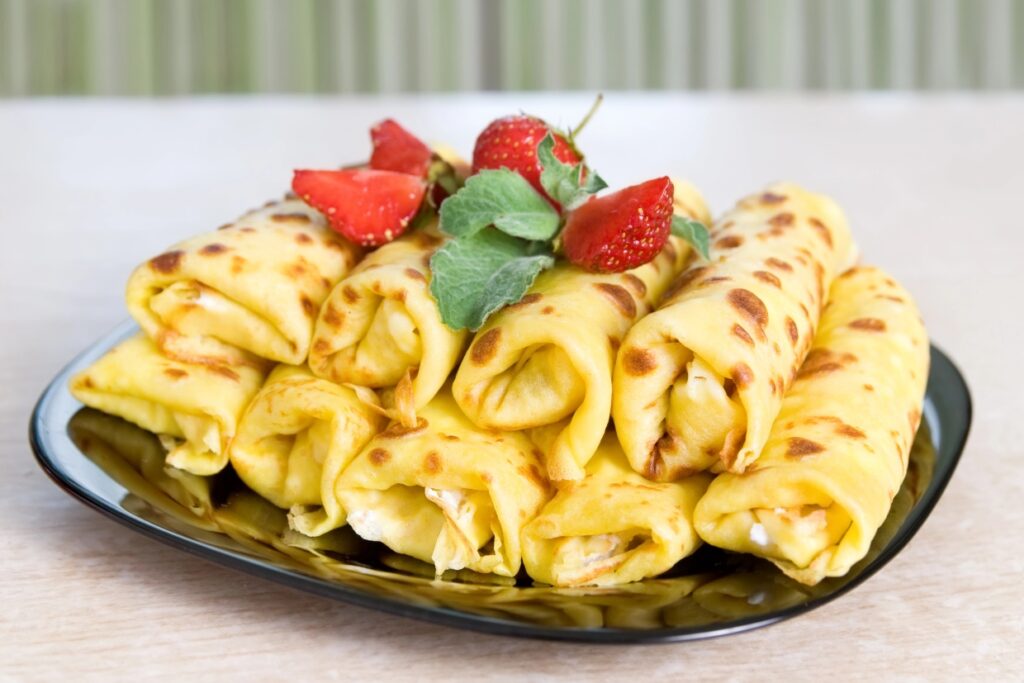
761;192;788;204
300;294;317;317
786;316;799;346
727;289;769;329
715;235;744;250
541;305;555;315
403;267;426;281
270;212;312;224
369;448;390;466
808;217;832;247
753;270;782;288
836;424;867;439
864;383;875;392
701;276;733;287
199;243;228;256
312;339;331;355
786;437;825;457
768;212;795;227
163;368;188;380
210;366;240;381
797;348;858;378
663;266;709;301
423;451;442;474
295;232;314;245
731;362;754;388
765;257;793;272
470;328;501;365
732;324;754;346
723;378;737;398
607;334;621;352
342;285;360;304
322;302;343;327
150;251;184;274
850;318;887;332
594;283;637;318
231;255;247;274
622;347;657;376
623;274;647;297
506;292;542;311
284;261;308;279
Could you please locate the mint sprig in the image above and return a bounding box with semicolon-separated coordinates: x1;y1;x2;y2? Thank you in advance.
429;229;554;331
438;169;560;241
671;215;711;260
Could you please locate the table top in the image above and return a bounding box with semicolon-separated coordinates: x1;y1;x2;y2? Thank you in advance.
1;94;1021;680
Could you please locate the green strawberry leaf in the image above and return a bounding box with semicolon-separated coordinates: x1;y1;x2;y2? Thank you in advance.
671;215;711;260
579;169;608;195
537;133;606;211
438;169;560;241
429;229;555;331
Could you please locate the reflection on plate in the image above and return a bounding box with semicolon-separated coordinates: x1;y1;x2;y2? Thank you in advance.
31;322;970;643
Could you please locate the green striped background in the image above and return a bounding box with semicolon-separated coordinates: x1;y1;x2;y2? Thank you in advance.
2;0;1023;96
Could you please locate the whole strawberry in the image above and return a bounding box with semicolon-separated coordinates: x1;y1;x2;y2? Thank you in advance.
562;176;675;273
472;115;581;208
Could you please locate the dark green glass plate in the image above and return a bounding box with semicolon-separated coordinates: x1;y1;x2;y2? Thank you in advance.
29;321;971;643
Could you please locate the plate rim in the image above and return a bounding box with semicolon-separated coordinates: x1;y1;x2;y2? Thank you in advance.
28;322;972;644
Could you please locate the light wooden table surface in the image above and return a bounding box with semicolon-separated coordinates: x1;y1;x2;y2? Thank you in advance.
1;94;1021;681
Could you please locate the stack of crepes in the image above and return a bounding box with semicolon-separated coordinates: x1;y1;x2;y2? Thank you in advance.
70;177;929;589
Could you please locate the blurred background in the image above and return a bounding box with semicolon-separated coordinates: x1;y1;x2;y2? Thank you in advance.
2;0;1023;96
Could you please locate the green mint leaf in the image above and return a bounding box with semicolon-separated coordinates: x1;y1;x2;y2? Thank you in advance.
438;169;559;241
671;215;711;260
429;229;555;331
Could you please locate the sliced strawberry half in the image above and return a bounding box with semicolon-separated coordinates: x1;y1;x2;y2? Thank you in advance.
292;169;426;247
562;176;675;273
369;119;433;177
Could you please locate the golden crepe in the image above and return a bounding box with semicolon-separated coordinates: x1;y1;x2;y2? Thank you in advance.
453;180;710;481
69;334;266;475
228;365;384;536
336;388;550;577
522;430;711;586
693;266;929;585
613;183;856;479
126;198;360;367
308;227;467;414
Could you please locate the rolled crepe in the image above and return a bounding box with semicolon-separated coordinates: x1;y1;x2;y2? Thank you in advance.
453;179;710;481
228;365;384;535
613;183;856;479
522;430;711;587
336;388;550;577
126;198;360;367
69;334;266;475
693;265;929;585
308;226;468;413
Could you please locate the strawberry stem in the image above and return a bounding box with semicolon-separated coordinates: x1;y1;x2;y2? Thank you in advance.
571;93;604;140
